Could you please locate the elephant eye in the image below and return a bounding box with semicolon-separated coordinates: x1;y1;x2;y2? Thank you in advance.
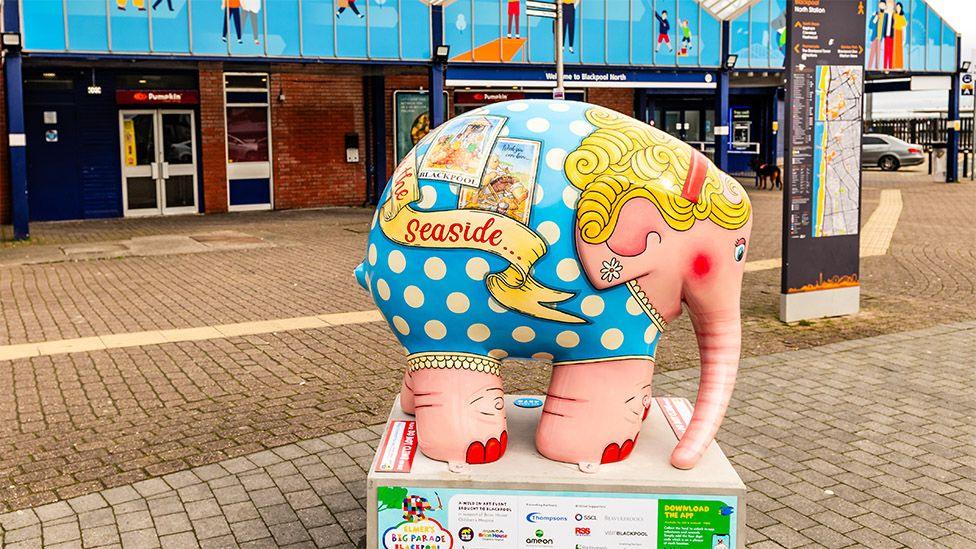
734;239;746;262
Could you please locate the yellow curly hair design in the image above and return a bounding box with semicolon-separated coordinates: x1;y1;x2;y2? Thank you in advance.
565;107;751;245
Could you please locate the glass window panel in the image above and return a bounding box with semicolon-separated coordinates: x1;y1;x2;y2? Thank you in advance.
527;8;554;63
685;110;701;141
471;0;502;62
400;0;431;60
165;175;195;208
925;7;939;70
23;0;67;50
631;0;653;66
225;74;268;89
368;0;399;59
444;0;474;61
677;0;699;67
150;0;191;53
941;21;955;72
747;0;769;68
229;0;265;55
580;0;606;64
122;113;156;166
699;10;720;66
67;0;109;51
605;0;629;64
226;106;270;163
301;0;337;57
127;177;158;209
652;0;676;66
769;0;786;68
111;3;150;52
335;0;369;57
189;0;229;54
705;109;715;140
730;14;749;68
908;0;926;71
162;113;194;164
266;0;301;56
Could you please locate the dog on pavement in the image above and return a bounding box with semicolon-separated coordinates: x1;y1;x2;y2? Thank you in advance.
750;157;782;190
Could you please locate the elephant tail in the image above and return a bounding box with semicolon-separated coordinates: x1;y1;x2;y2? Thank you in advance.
354;261;368;291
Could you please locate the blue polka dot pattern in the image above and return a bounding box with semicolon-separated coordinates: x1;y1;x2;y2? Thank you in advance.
359;100;661;365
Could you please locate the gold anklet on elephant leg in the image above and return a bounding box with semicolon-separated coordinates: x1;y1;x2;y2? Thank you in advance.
407;352;502;377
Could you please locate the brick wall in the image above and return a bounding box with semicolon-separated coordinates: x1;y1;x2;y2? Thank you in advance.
199;63;228;213
588;88;635;118
270;69;368;209
0;66;9;226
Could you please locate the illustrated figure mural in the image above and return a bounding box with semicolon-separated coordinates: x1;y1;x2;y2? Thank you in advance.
221;0;243;43
336;0;365;19
561;0;578;53
506;0;521;39
356;100;753;471
655;10;673;53
678;19;692;56
117;0;146;10
868;0;905;71
240;0;261;45
151;0;174;10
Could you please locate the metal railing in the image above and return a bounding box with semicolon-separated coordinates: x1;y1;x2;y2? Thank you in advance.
866;116;974;151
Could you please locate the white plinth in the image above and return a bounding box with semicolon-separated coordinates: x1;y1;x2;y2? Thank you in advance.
779;286;860;323
366;395;746;549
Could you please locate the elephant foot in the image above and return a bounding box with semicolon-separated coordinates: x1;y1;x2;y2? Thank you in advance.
536;358;653;467
407;354;507;466
400;369;415;415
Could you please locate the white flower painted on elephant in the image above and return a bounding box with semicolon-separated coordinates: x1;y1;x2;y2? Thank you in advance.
600;257;623;282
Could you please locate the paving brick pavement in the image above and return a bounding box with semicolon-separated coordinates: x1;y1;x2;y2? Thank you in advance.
1;320;974;547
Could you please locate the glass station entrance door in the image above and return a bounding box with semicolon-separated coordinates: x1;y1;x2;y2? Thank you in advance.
119;110;198;216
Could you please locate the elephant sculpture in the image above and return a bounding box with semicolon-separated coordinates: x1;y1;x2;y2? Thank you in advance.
355;100;752;471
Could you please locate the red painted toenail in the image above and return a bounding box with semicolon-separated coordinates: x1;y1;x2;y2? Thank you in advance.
642;406;650;420
484;438;502;462
466;441;486;464
601;443;621;464
620;439;635;460
500;430;508;454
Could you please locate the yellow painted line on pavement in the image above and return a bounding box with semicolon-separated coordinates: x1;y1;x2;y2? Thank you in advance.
0;310;384;362
0;192;904;363
742;189;903;273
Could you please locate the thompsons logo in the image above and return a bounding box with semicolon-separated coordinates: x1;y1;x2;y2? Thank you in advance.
525;512;567;523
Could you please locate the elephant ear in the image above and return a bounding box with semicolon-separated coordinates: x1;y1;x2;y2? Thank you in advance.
605;198;669;258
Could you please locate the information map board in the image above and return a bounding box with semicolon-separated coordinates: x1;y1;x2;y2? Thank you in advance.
781;0;866;316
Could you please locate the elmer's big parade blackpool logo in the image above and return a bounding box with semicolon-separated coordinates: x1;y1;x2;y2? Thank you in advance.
382;518;453;549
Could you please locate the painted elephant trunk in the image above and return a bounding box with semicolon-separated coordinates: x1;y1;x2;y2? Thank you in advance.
672;287;744;469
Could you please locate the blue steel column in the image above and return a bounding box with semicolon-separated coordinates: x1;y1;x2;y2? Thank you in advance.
4;0;28;239
946;36;962;183
714;20;731;171
429;5;446;128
